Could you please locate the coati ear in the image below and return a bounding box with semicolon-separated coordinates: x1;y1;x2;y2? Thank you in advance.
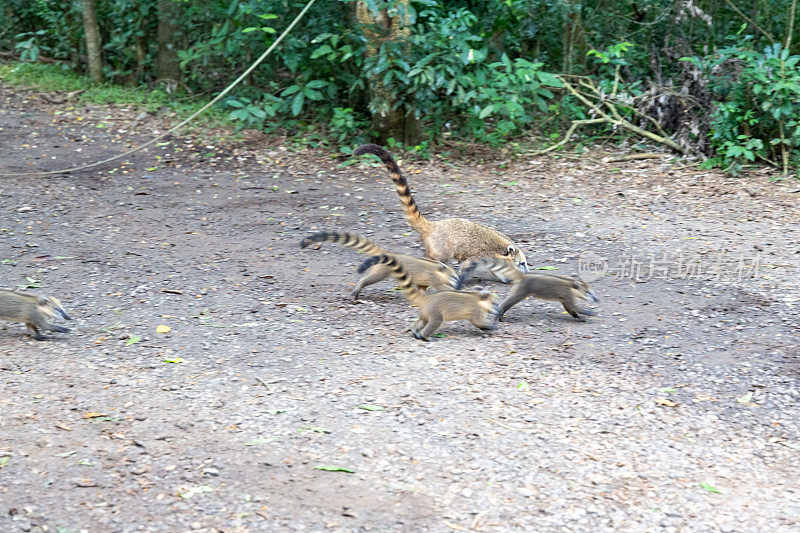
504;245;516;256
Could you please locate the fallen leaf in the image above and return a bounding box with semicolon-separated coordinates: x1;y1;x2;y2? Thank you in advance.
654;398;678;407
357;404;384;411
244;437;277;446
125;335;141;346
315;465;354;473
156;325;171;333
83;412;105;418
179;486;214;499
299;426;331;434
163;358;183;364
700;482;721;494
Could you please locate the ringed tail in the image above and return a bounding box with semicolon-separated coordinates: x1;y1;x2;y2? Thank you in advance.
459;258;523;286
353;144;431;235
357;254;426;306
300;231;385;255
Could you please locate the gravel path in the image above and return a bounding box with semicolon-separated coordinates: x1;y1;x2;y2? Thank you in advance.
1;83;799;532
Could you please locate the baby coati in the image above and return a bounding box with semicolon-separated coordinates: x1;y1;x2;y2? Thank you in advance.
460;258;598;321
358;254;499;340
0;290;72;340
353;143;530;273
300;231;460;298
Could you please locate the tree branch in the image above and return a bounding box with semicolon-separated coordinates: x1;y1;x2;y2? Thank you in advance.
722;0;775;41
557;76;689;155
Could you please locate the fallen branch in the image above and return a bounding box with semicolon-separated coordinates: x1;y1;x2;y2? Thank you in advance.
40;89;85;104
557;75;689;155
601;153;671;163
532;118;605;155
0;51;66;65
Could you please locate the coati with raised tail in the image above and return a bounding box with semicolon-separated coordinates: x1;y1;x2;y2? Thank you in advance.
0;290;72;340
353;143;529;273
460;258;598;321
358;254;499;340
300;231;460;298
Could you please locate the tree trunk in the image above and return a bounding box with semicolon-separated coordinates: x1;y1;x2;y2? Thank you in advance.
156;0;182;81
355;0;421;145
81;0;103;83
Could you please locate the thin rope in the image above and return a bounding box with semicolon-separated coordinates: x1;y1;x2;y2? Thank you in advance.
0;0;317;177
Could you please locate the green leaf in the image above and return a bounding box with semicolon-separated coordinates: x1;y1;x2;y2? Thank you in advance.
357;404;384;411
310;45;333;59
125;335;141;346
305;79;329;89
245;437;277;446
281;85;302;96
478;104;494;119
303;88;324;101
163;358;183;364
315;465;354;473
299;426;331;433
534;266;558;270
659;387;677;393
179;486;213;499
700;482;721;494
242;27;259;33
291;92;305;116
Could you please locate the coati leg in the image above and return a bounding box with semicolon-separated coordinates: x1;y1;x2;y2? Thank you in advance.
418;313;444;341
562;302;587;321
469;315;497;331
26;323;45;341
48;325;70;333
497;285;530;321
577;308;596;317
411;317;427;340
351;267;392;300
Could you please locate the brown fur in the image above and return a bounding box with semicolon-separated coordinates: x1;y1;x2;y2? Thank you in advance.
358;255;499;340
300;231;461;298
460;259;598;321
0;290;72;340
353;144;529;271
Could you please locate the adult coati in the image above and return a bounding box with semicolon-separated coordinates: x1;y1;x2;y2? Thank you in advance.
300;231;460;298
460;258;598;321
0;290;72;340
358;254;499;340
353;144;529;274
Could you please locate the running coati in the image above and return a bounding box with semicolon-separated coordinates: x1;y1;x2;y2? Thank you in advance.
0;290;72;340
460;258;598;321
353;144;529;273
358;254;499;340
300;231;460;298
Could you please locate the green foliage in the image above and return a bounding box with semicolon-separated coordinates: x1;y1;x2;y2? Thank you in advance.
0;62;233;130
2;0;800;169
687;39;800;175
14;30;47;62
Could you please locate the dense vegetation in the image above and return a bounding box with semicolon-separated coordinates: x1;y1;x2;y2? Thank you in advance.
2;0;799;175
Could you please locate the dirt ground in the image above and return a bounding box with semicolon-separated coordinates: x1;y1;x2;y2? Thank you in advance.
1;82;799;533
